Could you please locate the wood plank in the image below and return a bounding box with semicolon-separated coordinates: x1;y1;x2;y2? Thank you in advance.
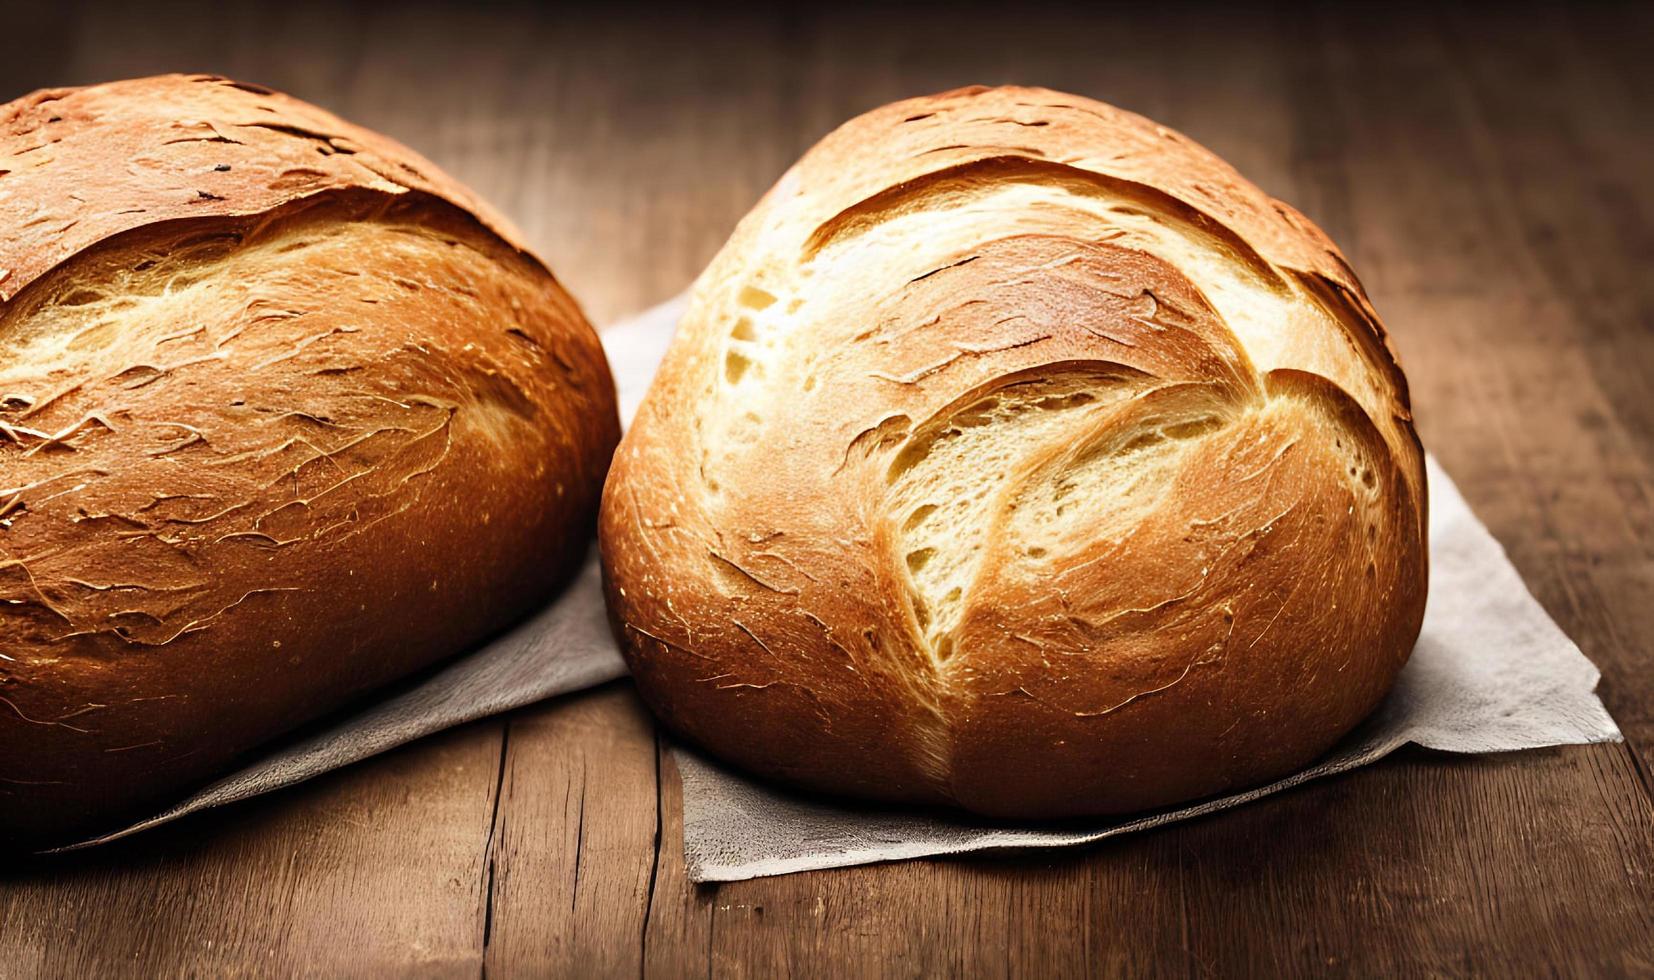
0;724;501;977
1433;1;1654;746
642;743;716;977
482;684;660;977
702;829;1187;979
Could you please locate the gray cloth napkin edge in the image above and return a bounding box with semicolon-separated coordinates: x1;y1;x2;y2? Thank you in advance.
677;718;1624;883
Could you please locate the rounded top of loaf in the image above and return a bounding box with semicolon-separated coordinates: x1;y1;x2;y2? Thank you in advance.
603;85;1427;818
0;73;542;303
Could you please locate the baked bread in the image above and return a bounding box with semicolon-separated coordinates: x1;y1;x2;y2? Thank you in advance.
0;75;618;848
602;86;1426;818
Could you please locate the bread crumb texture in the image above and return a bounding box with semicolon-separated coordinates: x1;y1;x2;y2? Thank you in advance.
601;86;1426;818
0;75;618;847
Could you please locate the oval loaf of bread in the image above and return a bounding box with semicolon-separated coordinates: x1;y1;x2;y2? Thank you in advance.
0;75;618;848
602;86;1426;818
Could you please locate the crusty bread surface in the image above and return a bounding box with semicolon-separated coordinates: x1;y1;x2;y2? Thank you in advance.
601;85;1426;818
0;75;619;848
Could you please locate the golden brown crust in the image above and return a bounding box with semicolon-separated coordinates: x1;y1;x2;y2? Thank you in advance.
601;85;1427;817
0;73;537;302
0;76;619;849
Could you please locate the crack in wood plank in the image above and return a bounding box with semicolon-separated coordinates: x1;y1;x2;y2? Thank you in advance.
641;733;664;978
479;720;511;977
571;768;586;916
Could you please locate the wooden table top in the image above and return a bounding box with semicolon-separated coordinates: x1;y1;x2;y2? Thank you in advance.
3;2;1651;975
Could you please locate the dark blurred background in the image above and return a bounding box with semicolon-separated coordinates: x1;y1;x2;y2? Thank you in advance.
5;1;1646;326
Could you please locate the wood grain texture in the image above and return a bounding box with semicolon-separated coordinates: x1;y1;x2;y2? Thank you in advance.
482;685;659;977
2;1;1651;976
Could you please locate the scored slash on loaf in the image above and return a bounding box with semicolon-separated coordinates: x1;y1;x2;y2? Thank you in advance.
0;75;619;849
601;85;1427;818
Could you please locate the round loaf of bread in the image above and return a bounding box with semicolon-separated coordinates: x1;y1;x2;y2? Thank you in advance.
602;86;1427;818
0;75;618;848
